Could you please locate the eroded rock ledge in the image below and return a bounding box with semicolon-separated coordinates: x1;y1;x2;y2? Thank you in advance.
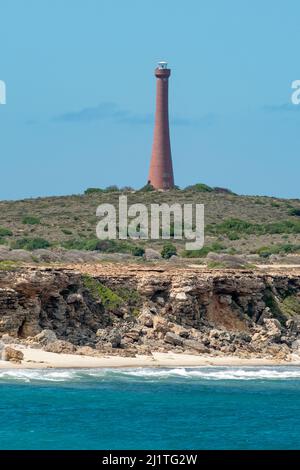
1;265;300;361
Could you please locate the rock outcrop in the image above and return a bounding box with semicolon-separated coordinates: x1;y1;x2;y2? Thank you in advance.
2;346;24;363
1;265;300;360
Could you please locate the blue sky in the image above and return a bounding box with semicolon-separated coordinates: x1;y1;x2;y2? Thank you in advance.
0;0;300;200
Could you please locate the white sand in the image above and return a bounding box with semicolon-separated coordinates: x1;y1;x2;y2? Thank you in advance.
1;346;299;369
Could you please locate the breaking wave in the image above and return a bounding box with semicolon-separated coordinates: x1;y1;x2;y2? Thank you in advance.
1;366;300;383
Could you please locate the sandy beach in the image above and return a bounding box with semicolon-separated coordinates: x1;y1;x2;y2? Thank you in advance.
1;346;300;369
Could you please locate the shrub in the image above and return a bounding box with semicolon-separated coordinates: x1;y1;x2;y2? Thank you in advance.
256;243;300;258
227;232;240;240
181;242;224;258
138;183;155;192
61;228;72;235
62;238;135;253
207;218;300;237
289;208;300;217
12;237;51;250
22;216;41;225
0;227;13;237
131;246;145;257
84;188;104;195
104;185;119;192
62;238;99;251
161;242;177;259
95;239;134;253
213;187;235;194
185;183;213;192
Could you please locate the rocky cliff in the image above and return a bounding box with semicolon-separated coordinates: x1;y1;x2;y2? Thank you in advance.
1;264;300;360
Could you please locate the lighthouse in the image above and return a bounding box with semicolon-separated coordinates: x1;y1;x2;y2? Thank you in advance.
148;61;174;190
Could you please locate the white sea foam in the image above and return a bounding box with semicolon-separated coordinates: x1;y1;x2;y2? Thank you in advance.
0;369;76;382
121;367;300;380
1;366;300;383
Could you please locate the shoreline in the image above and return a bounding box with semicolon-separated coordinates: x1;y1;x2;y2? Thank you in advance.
1;348;300;370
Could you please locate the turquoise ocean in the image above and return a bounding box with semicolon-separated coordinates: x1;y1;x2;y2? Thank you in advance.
0;366;300;450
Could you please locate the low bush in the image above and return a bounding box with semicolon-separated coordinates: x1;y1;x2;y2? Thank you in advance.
12;237;51;250
256;243;300;258
84;188;104;195
161;242;177;259
22;216;41;225
61;228;73;235
138;183;155;192
181;242;224;258
289;208;300;217
131;246;145;257
0;227;13;237
185;183;213;192
207;218;300;237
104;185;119;192
62;238;135;253
213;187;235;195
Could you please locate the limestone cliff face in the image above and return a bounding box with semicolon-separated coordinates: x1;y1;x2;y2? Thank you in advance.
1;265;300;359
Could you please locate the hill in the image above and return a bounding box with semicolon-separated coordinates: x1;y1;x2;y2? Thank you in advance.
1;185;300;260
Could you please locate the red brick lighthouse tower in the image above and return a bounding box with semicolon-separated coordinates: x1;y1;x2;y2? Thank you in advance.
148;61;174;190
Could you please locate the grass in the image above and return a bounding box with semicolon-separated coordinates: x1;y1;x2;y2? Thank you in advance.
82;275;142;315
256;243;300;258
279;295;300;317
263;289;287;324
289;208;300;217
207;218;300;237
207;261;227;269
181;242;225;258
0;227;13;237
11;237;51;250
22;215;41;225
114;287;142;305
82;275;123;310
0;260;20;271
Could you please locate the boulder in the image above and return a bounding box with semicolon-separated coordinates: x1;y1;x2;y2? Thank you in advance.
34;329;57;345
138;312;154;328
292;339;300;351
143;249;162;261
96;328;121;348
44;340;76;354
183;339;208;353
122;329;141;344
263;318;282;341
206;252;247;268
164;332;183;347
67;293;84;304
76;346;97;356
0;334;17;344
2;346;24;363
31;249;61;263
3;249;33;263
